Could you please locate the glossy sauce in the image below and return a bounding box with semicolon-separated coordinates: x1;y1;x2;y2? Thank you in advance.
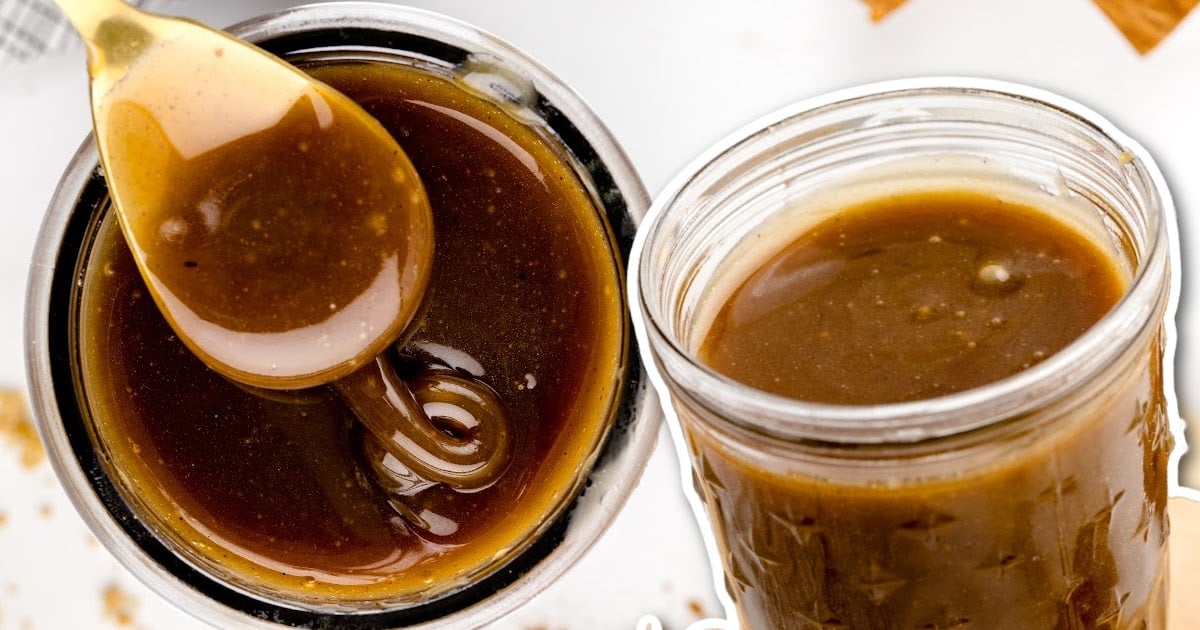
688;191;1170;628
78;60;626;603
701;191;1124;403
89;8;433;388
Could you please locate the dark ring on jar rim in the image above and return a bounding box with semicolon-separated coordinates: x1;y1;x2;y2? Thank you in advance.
28;4;654;628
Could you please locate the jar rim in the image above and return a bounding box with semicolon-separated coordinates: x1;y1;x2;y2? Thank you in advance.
630;77;1177;445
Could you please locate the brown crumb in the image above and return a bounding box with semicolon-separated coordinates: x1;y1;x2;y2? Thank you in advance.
0;390;44;470
687;598;708;618
1092;0;1198;53
37;504;53;519
101;583;139;628
862;0;909;21
0;511;7;527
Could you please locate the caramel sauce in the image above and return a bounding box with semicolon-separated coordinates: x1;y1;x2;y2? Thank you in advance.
688;191;1169;628
78;60;626;603
701;191;1124;404
83;3;433;389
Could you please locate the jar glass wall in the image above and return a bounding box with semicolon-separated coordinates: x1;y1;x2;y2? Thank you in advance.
632;79;1176;629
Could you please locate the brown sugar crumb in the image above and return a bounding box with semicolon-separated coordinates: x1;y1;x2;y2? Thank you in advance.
101;583;139;628
687;598;708;618
0;390;44;470
862;0;909;21
37;504;53;519
1092;0;1198;53
0;511;7;527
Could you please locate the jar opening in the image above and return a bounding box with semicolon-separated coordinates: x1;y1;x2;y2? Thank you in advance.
632;78;1173;446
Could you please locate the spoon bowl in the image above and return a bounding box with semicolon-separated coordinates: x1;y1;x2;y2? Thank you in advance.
59;0;434;389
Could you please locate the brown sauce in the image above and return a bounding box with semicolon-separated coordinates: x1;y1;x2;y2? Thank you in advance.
78;60;626;603
701;191;1124;404
689;191;1169;628
91;13;434;389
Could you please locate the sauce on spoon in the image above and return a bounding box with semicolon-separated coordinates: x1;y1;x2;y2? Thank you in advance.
57;0;511;494
61;0;434;389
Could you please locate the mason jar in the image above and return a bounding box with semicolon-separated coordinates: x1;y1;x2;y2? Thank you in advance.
631;79;1178;629
25;4;658;628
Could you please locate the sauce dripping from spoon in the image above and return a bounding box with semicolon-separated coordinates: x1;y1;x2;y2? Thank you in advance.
57;0;512;495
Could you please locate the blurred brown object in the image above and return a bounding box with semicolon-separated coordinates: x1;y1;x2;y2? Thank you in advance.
1093;0;1199;53
862;0;1197;54
863;0;908;21
0;389;43;470
1171;494;1200;627
1182;403;1198;488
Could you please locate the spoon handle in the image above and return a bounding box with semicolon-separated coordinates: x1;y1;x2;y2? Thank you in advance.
54;0;135;37
53;0;161;95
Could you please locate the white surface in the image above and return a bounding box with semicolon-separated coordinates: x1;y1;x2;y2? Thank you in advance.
0;1;1197;629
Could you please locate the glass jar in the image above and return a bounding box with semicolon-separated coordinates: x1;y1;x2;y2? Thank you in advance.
25;4;658;628
632;79;1178;628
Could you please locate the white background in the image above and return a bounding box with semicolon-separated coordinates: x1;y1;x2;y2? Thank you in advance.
0;1;1197;629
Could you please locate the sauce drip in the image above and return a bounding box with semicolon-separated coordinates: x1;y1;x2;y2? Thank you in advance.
61;1;516;512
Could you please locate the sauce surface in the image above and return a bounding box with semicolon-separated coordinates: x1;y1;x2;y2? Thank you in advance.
701;191;1125;404
78;60;625;602
687;191;1169;628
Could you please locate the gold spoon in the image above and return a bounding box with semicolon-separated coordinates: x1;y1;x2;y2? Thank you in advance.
57;0;512;491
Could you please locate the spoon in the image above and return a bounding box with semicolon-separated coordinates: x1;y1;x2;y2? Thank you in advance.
57;0;512;492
